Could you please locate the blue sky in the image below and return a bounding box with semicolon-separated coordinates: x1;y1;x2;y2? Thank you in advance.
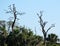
0;0;60;38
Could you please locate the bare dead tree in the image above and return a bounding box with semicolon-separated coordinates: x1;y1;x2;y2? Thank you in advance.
35;27;37;35
6;4;25;32
37;11;55;46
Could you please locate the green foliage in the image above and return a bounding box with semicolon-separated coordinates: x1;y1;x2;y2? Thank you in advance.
47;33;58;43
2;26;42;46
0;34;5;46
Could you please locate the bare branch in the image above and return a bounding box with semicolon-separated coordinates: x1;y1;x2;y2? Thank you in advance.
37;13;40;18
8;5;13;11
16;12;25;15
5;5;13;14
16;18;20;20
37;12;43;26
43;21;48;27
46;24;55;33
35;27;37;35
6;11;12;13
40;11;43;17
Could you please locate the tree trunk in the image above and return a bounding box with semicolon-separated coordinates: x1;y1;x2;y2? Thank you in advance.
44;33;46;46
12;12;16;32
